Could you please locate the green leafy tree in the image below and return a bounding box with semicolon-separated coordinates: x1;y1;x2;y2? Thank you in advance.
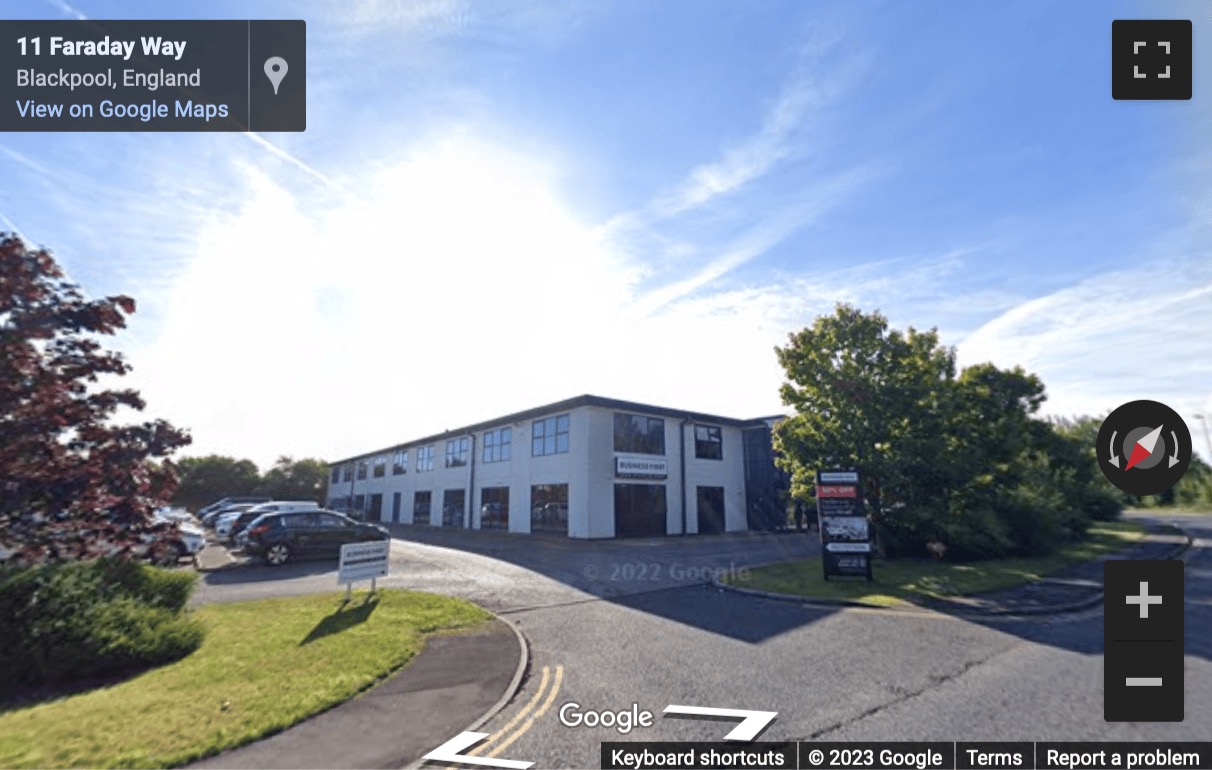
256;456;328;504
170;455;261;511
773;304;955;536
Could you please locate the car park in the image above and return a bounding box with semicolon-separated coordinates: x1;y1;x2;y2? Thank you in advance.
242;509;390;566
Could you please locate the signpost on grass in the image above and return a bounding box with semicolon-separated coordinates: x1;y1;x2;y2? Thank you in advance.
338;540;389;600
816;469;873;581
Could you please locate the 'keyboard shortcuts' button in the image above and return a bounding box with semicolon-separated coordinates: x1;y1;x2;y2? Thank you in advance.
1104;560;1184;722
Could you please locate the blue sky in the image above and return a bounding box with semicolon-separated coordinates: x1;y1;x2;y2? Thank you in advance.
3;0;1210;468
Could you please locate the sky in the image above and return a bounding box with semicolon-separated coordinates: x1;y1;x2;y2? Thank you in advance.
2;0;1210;469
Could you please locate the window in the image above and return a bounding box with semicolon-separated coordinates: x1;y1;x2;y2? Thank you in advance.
445;437;470;468
530;484;569;533
442;489;465;527
532;414;570;456
342;464;352;482
373;455;387;478
317;513;348;527
480;487;509;530
694;425;723;460
356;461;368;480
413;491;431;525
393;449;408;475
330;466;340;484
483;427;512;463
392;492;402;523
614;413;665;455
416;445;435;472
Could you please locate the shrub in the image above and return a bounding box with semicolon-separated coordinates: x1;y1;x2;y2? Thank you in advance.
0;558;204;693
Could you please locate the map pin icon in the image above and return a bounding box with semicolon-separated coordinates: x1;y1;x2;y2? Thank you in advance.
264;56;288;95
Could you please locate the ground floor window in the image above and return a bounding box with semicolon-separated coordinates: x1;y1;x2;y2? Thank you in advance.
413;491;431;525
368;493;383;522
614;483;667;538
530;484;569;533
481;487;509;530
392;492;402;523
442;489;466;528
353;494;365;520
696;486;725;534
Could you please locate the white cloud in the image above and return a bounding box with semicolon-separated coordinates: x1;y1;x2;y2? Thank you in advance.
956;255;1212;436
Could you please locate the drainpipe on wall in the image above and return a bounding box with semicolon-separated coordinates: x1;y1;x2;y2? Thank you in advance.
466;433;476;529
679;418;690;535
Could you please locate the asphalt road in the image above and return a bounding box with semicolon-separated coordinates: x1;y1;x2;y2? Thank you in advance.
192;513;1212;769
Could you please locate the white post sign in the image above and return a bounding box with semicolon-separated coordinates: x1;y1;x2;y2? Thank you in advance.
339;540;389;599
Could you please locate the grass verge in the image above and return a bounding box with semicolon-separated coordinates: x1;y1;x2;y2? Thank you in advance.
725;520;1149;607
0;589;492;769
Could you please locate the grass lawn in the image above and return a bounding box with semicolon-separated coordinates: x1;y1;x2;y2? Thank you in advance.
726;520;1149;608
0;589;492;769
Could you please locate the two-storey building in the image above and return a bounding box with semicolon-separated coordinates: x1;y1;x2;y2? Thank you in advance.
327;395;786;538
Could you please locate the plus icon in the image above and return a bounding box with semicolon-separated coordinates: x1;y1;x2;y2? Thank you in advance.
1126;581;1163;618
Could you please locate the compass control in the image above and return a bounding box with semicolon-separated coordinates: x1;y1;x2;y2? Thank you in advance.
1096;400;1192;497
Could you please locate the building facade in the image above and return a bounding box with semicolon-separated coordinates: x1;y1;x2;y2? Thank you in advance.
327;395;786;539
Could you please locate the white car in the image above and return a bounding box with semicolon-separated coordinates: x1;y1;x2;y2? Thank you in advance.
173;523;206;560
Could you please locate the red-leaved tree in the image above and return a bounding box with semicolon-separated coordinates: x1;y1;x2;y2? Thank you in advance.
0;236;191;565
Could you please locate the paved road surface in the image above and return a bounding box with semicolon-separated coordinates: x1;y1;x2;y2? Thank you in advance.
193;514;1212;769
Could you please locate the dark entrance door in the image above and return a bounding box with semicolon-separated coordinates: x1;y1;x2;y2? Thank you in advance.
614;483;667;538
696;486;725;534
368;493;383;522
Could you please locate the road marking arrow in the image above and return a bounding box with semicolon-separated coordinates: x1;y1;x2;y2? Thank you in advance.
663;705;778;741
421;732;534;769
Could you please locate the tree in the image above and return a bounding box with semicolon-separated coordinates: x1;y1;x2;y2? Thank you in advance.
171;455;262;511
255;456;328;504
0;236;191;565
774;304;1115;561
773;304;955;524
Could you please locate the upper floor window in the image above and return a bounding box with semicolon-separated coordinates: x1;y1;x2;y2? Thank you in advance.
445;437;470;468
694;425;723;460
356;460;368;480
393;449;408;475
372;455;387;478
614;413;665;455
342;463;352;482
330;466;340;484
532;414;570;456
416;445;435;472
483;427;512;463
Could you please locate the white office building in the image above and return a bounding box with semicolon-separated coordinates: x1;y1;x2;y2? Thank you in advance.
327;395;787;539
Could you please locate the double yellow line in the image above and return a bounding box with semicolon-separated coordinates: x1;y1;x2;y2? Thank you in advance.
466;663;565;760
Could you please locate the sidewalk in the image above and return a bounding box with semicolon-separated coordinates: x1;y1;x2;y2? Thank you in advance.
186;619;525;770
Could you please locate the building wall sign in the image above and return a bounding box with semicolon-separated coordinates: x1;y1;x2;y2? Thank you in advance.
615;454;669;479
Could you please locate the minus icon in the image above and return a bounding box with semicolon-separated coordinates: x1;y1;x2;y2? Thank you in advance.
1126;677;1163;686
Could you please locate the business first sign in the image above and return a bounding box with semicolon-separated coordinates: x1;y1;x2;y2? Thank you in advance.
816;469;872;581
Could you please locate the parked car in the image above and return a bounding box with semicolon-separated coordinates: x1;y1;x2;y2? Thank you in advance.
225;510;269;544
202;503;257;528
243;510;389;566
213;511;249;538
171;523;206;561
197;496;271;518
